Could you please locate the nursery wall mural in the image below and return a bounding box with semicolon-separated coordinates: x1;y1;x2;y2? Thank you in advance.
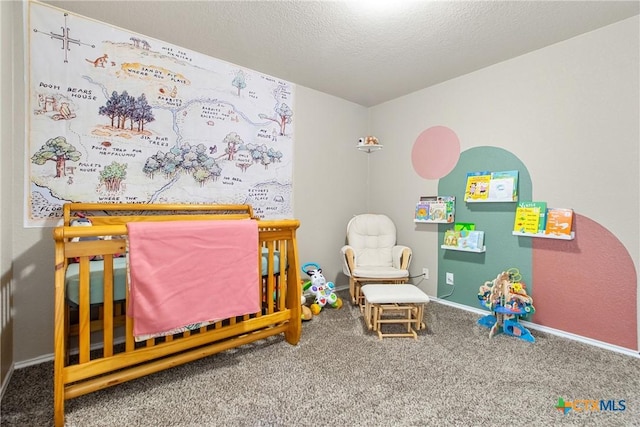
27;1;295;226
415;136;637;350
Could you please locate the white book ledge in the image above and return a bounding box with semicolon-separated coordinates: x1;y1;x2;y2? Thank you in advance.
441;245;486;253
512;231;575;240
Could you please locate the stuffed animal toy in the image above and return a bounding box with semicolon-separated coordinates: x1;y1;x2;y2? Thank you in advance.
299;284;313;321
300;295;313;321
301;262;342;315
358;136;379;146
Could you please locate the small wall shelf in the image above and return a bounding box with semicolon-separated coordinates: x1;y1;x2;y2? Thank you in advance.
466;199;517;203
415;219;451;224
512;231;575;240
441;244;486;253
357;144;383;153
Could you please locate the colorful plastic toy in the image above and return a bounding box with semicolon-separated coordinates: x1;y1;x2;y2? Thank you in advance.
477;268;535;342
301;262;343;314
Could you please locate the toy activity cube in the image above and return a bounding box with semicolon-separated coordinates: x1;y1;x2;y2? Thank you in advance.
361;284;430;339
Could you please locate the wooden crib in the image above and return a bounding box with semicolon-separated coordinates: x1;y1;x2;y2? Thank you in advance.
52;203;301;427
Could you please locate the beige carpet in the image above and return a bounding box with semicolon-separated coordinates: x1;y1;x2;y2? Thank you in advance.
2;290;640;426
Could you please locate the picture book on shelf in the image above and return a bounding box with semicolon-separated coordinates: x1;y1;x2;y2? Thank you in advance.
415;202;429;221
458;230;485;250
443;229;459;247
415;196;455;223
429;202;447;222
438;195;455;223
545;208;573;236
488;170;519;201
443;229;484;250
454;223;475;231
464;172;491;201
513;201;547;234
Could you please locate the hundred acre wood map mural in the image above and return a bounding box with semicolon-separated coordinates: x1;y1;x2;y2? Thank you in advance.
27;1;294;226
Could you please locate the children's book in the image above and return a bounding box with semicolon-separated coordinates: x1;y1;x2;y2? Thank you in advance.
513;201;547;234
454;223;475;231
428;202;447;222
415;202;430;221
443;229;460;247
437;196;456;223
458;230;485;250
488;170;519;201
545;208;573;236
464;172;491;201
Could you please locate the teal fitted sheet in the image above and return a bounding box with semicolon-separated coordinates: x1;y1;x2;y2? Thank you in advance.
65;248;281;306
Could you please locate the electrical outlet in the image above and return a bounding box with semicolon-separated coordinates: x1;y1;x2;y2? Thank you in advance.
446;272;454;285
422;268;429;279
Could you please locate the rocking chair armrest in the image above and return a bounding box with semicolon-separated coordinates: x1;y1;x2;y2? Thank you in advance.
340;245;356;276
392;246;412;270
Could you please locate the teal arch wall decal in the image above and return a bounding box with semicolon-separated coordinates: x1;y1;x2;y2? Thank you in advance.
437;147;532;310
437;146;637;350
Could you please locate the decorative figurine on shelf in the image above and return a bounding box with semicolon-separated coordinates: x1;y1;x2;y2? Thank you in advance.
301;262;343;315
358;136;379;146
477;268;535;342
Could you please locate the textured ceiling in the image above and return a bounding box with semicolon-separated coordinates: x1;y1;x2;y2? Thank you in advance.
45;1;640;107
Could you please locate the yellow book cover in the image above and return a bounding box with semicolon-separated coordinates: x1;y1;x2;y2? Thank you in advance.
513;206;540;233
464;172;491;201
513;201;547;233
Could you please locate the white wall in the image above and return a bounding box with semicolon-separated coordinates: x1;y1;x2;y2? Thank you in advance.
293;86;369;285
1;0;18;391
5;3;639;363
368;17;639;330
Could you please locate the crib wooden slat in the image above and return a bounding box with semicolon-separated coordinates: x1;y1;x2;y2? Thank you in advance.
103;255;114;358
125;274;134;353
78;258;91;363
265;242;275;314
278;241;287;309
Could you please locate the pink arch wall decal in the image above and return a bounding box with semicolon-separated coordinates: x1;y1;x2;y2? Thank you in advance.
532;214;637;350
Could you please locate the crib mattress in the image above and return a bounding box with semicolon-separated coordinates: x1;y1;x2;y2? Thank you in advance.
65;249;281;306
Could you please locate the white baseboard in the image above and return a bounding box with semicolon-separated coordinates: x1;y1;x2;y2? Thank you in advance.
14;353;53;369
433;297;640;359
0;363;15;402
14;336;127;370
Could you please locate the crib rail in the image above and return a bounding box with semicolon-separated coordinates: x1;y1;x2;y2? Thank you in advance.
53;204;300;427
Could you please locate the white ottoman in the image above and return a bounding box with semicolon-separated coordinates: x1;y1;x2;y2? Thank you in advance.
360;284;430;339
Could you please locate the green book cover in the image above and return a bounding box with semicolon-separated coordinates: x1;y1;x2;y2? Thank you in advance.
454;223;475;231
513;201;547;233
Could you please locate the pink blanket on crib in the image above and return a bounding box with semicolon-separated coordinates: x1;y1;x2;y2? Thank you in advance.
127;219;260;337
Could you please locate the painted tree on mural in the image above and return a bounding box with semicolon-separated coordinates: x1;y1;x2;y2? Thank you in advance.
232;70;247;96
259;103;293;136
31;136;81;177
98;91;155;131
224;132;244;160
142;143;222;184
247;144;282;170
99;162;127;192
